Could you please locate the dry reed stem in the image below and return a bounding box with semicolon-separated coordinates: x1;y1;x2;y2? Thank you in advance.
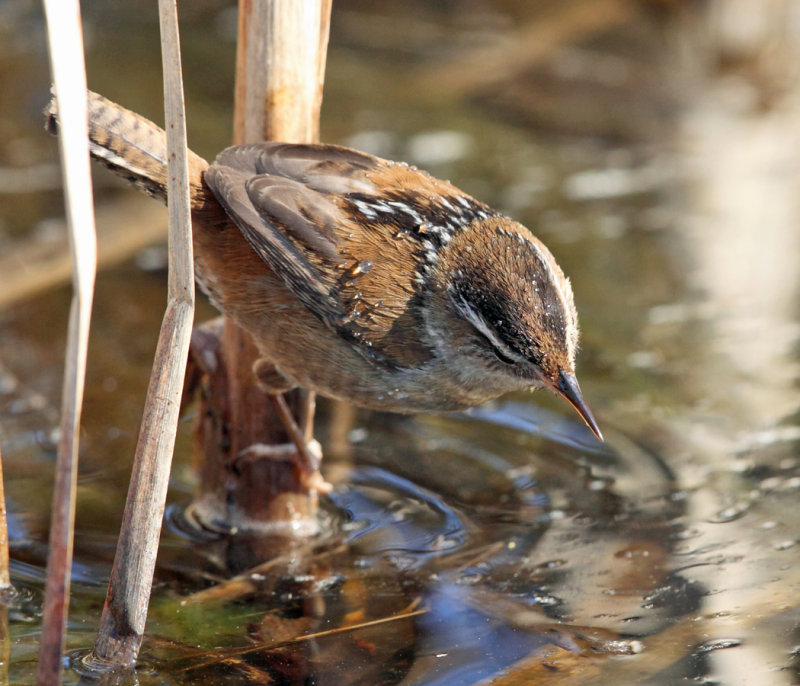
0;446;9;686
0;447;9;591
37;0;98;683
178;601;427;672
0;198;166;309
191;0;333;534
91;0;195;668
419;0;634;98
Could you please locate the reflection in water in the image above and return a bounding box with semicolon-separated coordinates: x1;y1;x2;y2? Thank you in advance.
150;405;675;683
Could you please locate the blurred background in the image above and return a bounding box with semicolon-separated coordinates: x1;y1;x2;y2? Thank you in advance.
1;0;800;683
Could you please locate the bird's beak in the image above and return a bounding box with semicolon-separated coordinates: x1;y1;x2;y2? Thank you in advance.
554;371;603;441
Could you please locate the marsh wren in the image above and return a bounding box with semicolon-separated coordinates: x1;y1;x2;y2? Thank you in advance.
48;92;602;440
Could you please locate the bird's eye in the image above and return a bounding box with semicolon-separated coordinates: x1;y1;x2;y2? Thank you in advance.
451;291;520;366
463;318;518;365
486;338;516;365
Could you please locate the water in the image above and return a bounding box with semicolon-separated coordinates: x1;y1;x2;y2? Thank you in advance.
1;1;800;683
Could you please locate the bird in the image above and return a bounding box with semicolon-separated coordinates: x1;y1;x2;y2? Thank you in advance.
46;91;602;441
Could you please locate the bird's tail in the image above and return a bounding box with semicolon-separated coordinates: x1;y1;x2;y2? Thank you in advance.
44;90;209;207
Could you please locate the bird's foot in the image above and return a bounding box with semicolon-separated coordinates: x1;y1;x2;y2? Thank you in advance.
232;439;331;493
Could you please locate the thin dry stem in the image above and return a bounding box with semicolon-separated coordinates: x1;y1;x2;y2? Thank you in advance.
0;198;166;308
37;0;98;683
0;447;9;591
0;445;10;686
92;0;195;668
420;0;634;98
178;602;427;672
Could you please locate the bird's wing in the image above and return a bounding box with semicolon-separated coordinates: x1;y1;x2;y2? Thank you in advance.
205;142;487;369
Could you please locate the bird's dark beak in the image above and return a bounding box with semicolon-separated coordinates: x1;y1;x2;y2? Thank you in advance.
554;371;603;441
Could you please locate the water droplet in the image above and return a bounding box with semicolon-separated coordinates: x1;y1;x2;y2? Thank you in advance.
707;502;749;523
531;593;559;606
457;571;484;585
601;639;644;655
433;535;461;551
533;559;567;571
386;554;416;571
695;638;741;654
345;261;373;282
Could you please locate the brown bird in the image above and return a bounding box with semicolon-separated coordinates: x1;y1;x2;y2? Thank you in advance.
46;91;602;440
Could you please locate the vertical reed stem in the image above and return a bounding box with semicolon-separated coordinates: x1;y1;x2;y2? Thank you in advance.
38;1;97;682
190;0;332;543
91;0;195;668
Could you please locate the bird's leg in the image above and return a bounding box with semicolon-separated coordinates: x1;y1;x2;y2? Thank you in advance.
246;358;330;493
252;358;295;394
267;394;330;492
297;389;316;444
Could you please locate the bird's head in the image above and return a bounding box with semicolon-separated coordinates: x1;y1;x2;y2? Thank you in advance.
425;217;602;440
